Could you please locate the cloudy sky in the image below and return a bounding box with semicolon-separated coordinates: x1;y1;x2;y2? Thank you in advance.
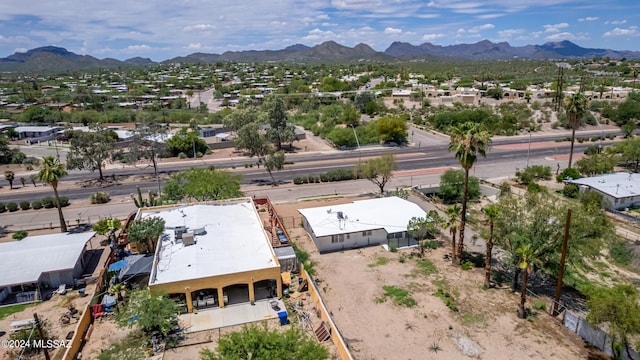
0;0;639;61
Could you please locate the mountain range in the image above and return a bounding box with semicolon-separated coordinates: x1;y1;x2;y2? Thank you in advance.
1;40;639;72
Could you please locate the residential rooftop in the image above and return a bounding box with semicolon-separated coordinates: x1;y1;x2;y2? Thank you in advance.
298;196;427;237
145;199;279;286
0;232;95;287
569;172;640;199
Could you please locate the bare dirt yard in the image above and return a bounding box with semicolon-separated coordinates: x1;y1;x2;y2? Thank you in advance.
275;197;607;360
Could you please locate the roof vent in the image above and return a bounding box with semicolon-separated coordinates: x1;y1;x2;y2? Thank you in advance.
182;232;195;246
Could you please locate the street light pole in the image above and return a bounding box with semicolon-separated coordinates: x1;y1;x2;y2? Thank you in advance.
350;124;361;162
525;130;532;168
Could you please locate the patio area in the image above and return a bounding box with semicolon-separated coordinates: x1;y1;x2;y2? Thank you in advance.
179;298;286;333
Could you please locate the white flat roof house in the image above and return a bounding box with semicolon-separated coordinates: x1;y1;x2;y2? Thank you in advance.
0;232;95;303
568;172;640;210
141;198;282;312
298;197;427;253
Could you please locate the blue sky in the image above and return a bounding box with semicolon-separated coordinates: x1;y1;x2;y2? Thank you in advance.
0;0;639;61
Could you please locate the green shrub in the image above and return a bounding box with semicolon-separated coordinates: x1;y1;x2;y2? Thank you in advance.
90;192;111;204
556;167;581;182
532;299;547;310
562;184;580;198
42;196;55;208
433;288;459;312
59;196;70;207
12;230;28;240
31;200;43;210
515;165;552;185
461;261;474;270
609;239;634;265
293;177;303;185
6;202;18;212
178;152;187;159
0;201;6;213
19;201;30;210
526;182;544;193
324;168;355;182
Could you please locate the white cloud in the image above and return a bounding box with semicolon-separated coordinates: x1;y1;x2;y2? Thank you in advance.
384;27;402;34
124;44;151;52
422;33;446;41
606;20;627;25
603;26;639;37
543;23;569;33
578;17;598;22
182;24;215;32
468;23;494;33
545;32;590;41
186;43;202;50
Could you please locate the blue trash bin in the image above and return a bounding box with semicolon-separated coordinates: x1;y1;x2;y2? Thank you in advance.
277;311;288;325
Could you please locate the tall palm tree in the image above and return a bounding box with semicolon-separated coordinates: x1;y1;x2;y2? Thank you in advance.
482;204;500;289
445;204;461;264
448;122;491;263
563;92;589;169
38;156;68;232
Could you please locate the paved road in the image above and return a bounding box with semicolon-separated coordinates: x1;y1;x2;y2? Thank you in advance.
0;140;589;232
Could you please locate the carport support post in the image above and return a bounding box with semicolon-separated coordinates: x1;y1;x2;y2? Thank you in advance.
184;288;193;313
553;208;572;316
217;288;225;308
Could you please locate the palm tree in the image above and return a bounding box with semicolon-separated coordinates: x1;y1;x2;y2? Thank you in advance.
482;204;500;289
448;122;491;263
38;156;68;232
563;92;590;169
516;244;540;319
445;204;461;264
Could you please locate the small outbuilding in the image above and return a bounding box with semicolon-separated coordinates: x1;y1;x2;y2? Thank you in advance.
568;172;640;210
0;231;95;304
298;197;427;253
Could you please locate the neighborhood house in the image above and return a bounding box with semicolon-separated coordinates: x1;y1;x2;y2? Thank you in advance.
298;197;427;253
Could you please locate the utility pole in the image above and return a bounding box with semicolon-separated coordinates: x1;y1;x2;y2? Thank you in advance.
34;313;51;360
525;129;532;168
553;209;572;316
350;124;361;162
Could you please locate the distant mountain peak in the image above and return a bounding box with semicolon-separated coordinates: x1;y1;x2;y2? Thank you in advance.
1;39;639;72
283;44;310;52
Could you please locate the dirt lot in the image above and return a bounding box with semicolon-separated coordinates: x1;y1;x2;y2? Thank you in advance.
274;197;605;360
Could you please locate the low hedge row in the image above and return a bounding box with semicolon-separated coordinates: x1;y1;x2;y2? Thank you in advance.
293;168;358;185
0;196;70;213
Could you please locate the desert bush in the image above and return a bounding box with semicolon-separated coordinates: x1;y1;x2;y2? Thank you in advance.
6;202;18;212
41;196;55;208
556;168;581;182
90;192;111;204
12;230;28;240
19;201;30;210
32;200;43;210
59;196;70;207
0;202;5;213
562;184;579;198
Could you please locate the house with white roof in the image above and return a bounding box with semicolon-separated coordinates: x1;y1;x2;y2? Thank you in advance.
568;172;640;210
0;231;95;304
141;198;283;313
298;197;427;253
